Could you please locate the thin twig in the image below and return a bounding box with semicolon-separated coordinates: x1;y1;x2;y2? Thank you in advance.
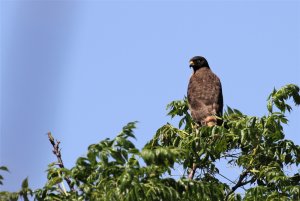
188;121;216;180
47;132;74;191
188;143;201;179
217;172;236;184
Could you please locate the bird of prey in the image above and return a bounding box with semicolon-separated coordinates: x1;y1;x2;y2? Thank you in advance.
187;56;223;127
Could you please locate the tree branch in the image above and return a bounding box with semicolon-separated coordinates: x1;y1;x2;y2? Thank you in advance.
225;170;249;200
188;163;197;179
47;132;74;191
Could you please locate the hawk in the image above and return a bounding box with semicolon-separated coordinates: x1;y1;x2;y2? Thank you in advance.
187;56;223;127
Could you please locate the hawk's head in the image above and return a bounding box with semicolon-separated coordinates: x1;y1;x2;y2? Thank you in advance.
189;56;210;71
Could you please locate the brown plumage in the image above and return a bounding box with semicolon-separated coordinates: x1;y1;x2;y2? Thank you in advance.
187;56;223;126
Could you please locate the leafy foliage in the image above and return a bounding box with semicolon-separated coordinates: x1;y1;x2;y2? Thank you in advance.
0;166;9;186
0;173;32;201
1;84;300;200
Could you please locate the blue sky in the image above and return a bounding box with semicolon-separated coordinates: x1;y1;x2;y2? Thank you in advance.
1;1;299;192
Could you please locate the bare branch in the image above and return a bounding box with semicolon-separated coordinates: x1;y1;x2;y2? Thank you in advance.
47;132;75;191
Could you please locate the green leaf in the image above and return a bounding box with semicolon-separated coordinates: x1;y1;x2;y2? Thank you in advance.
227;106;233;114
233;109;243;115
284;153;293;164
0;166;9;172
48;177;63;187
267;84;300;114
21;177;29;189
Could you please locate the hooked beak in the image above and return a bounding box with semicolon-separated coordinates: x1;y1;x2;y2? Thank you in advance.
189;60;194;67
